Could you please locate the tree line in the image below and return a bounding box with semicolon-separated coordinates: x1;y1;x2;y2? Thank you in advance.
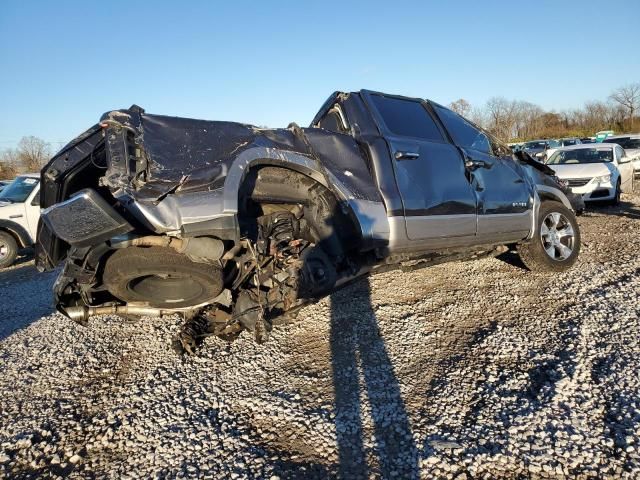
1;82;638;179
0;136;52;180
450;83;640;143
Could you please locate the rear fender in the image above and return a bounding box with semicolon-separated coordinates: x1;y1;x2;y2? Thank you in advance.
225;148;389;251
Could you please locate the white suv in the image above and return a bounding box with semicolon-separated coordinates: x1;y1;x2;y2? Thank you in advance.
0;174;41;268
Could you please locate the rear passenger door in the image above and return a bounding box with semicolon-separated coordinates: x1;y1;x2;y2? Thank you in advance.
363;92;477;241
431;104;532;240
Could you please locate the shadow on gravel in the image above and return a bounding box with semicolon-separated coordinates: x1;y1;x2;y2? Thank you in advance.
329;280;419;479
495;251;528;271
587;198;640;220
0;262;57;342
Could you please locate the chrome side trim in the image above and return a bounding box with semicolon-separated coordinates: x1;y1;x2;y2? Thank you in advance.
387;214;478;253
406;214;477;240
477;211;532;237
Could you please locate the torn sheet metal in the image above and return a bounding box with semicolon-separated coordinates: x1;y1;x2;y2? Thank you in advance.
99;106;382;205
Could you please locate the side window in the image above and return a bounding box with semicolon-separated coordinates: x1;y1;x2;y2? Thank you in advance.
317;106;348;134
370;95;444;141
433;104;491;154
628;139;640;149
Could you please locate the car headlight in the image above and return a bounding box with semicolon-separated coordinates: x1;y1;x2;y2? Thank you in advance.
593;174;611;183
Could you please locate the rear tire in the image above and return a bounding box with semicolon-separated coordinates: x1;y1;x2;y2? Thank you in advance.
103;246;224;309
0;231;18;269
517;201;580;272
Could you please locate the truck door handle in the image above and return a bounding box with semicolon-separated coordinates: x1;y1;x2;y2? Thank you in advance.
395;151;420;160
9;214;23;219
465;159;491;170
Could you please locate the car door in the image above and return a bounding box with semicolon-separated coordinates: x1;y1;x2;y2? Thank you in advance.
431;104;532;241
363;92;477;243
615;145;634;192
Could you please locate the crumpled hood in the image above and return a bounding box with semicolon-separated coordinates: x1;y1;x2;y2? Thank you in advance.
550;162;612;179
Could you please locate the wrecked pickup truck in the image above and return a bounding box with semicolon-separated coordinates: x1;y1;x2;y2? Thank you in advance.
36;90;581;352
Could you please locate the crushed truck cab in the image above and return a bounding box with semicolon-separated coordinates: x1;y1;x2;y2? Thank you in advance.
37;90;581;352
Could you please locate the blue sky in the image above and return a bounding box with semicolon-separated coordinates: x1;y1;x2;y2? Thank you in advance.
1;0;639;151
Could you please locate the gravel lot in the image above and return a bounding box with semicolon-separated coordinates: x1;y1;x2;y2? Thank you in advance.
1;190;640;479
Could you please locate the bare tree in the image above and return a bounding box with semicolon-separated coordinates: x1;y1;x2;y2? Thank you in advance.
468;106;486;128
485;97;519;140
513;101;544;139
610;83;640;129
0;149;20;180
16;136;51;172
452;82;640;142
448;98;471;117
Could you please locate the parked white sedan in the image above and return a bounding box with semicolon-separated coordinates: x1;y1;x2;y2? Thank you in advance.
546;144;634;205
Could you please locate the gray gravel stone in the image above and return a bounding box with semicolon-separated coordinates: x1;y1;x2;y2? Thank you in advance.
1;193;640;478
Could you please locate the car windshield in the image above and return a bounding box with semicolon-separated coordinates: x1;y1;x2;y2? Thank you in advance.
561;139;578;146
524;141;547;149
0;176;39;203
547;148;613;165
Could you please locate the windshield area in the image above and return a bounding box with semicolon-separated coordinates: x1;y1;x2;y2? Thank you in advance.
524;141;547;149
0;177;39;203
561;139;578;146
547;148;613;165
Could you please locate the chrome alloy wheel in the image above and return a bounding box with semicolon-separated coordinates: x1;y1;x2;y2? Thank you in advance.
0;242;7;260
540;212;575;261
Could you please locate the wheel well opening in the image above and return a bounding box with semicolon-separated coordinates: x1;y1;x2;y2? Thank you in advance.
0;226;26;248
238;165;360;261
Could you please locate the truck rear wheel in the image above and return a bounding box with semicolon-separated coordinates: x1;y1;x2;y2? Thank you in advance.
103;246;224;309
517;201;580;272
0;231;18;269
